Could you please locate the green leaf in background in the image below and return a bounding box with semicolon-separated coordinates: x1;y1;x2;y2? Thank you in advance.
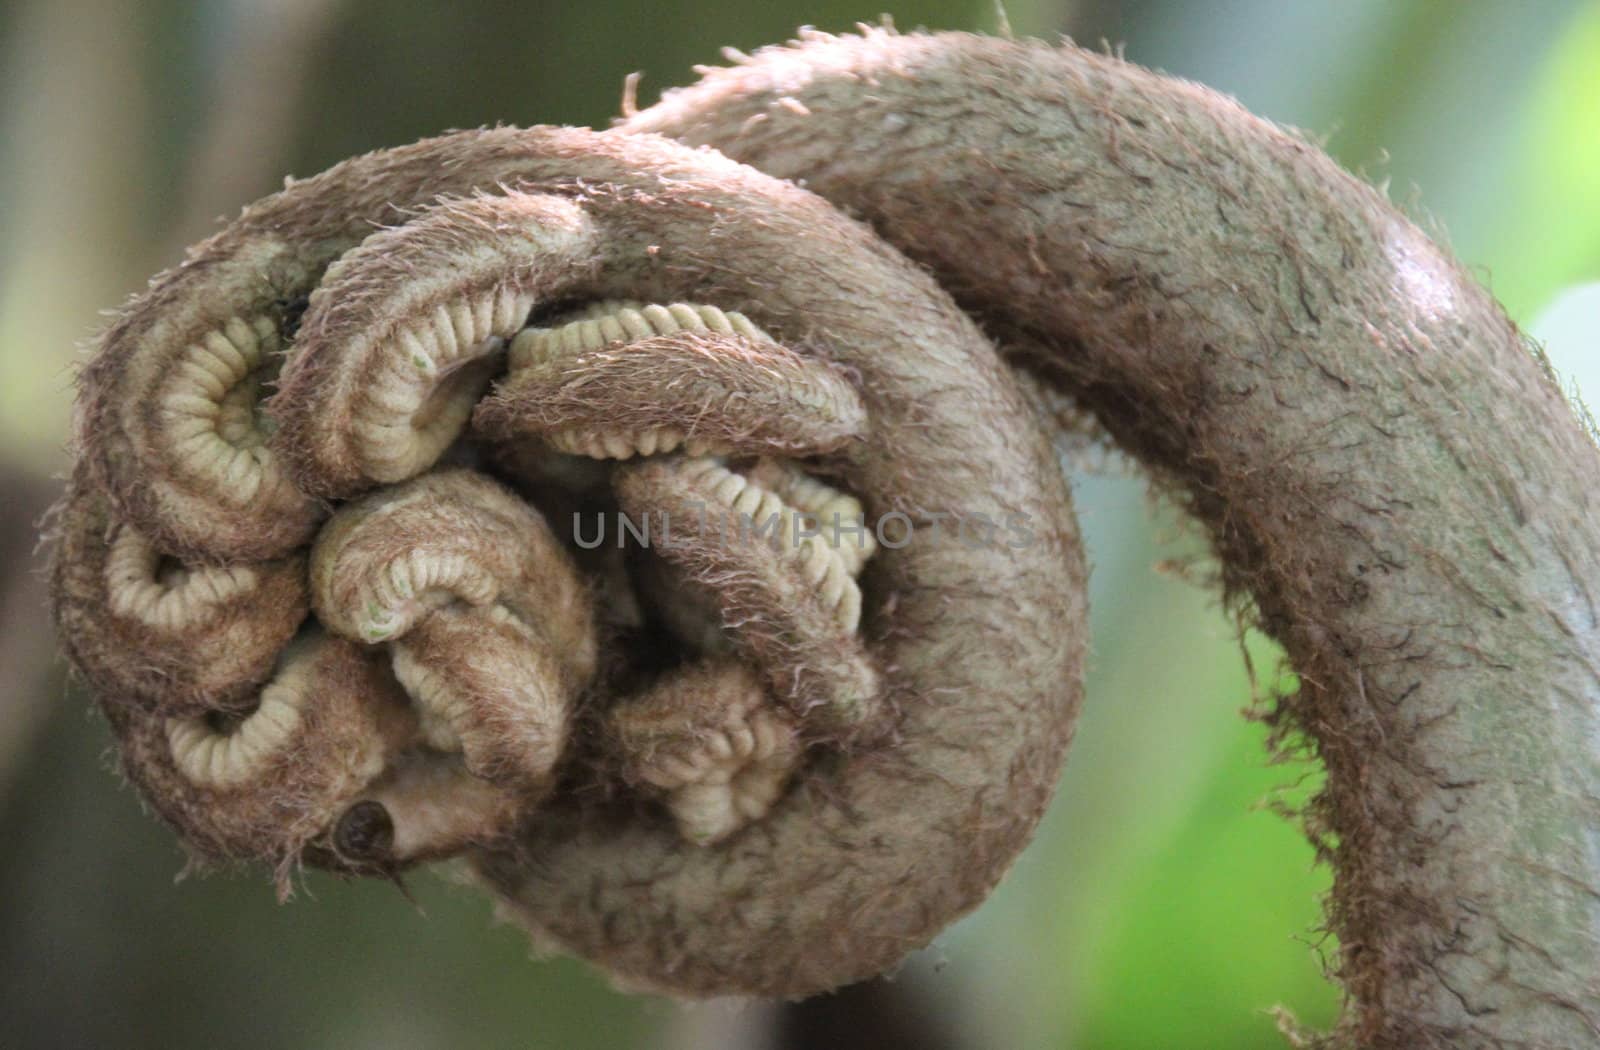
947;476;1335;1050
1488;0;1600;322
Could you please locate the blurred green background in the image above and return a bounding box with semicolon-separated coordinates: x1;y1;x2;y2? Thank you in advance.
1;2;1596;1048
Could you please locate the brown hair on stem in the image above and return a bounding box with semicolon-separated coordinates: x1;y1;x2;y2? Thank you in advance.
50;26;1587;1048
53;117;1082;1003
626;27;1600;1048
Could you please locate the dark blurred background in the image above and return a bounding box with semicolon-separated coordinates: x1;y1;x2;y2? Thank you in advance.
2;2;1596;1048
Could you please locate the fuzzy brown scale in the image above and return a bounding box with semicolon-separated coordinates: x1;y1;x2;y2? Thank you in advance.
50;119;1083;1002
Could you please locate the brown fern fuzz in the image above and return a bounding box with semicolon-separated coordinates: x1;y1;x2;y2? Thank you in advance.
632;457;875;660
311;469;597;793
51;481;308;715
104;633;411;880
609;659;802;847
627;27;1600;1046
476;300;866;459
53;121;1084;1001
75;247;324;563
50;26;1600;1041
390;605;572;790
271;194;600;500
744;458;876;574
452;132;1081;999
614;456;880;739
